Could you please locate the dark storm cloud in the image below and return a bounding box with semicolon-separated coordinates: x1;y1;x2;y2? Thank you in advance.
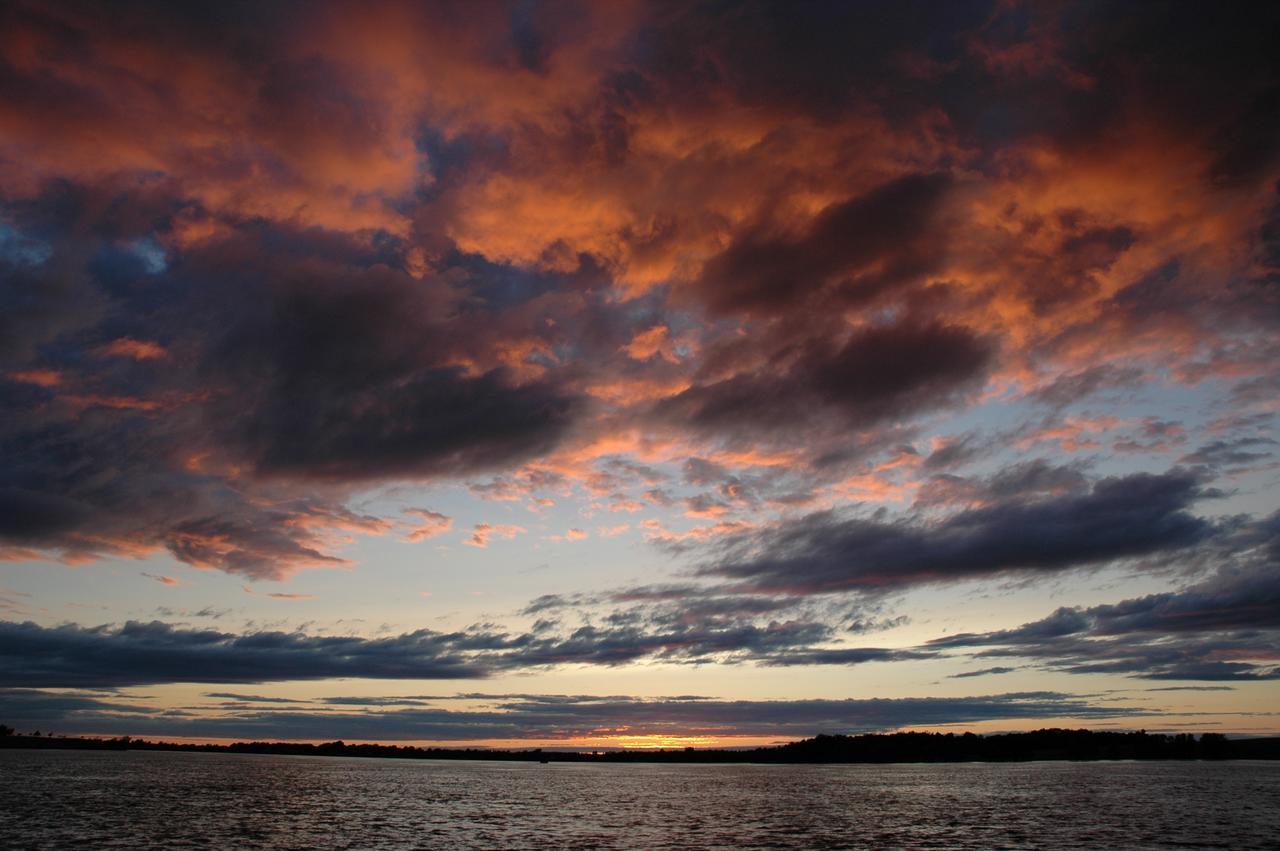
642;1;1278;172
0;689;162;722
0;612;918;689
639;1;992;120
929;543;1280;681
0;241;103;362
0;372;358;575
706;470;1215;594
0;620;486;688
188;231;578;482
0;689;1138;741
0;217;583;572
235;364;572;483
657;318;993;437
694;173;955;316
1203;71;1280;187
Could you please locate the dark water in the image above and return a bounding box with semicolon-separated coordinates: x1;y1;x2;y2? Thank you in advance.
2;750;1277;849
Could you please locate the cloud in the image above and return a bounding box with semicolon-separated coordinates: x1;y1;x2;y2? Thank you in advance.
0;380;366;578
655;318;993;440
467;523;527;548
1179;437;1277;470
0;222;580;577
706;470;1216;594
1027;365;1146;409
403;509;453;543
96;338;167;361
0;0;1278;708
949;667;1018;679
694;173;955;316
0;688;1141;742
0;608;928;689
200;245;578;483
0;587;30;617
0;620;487;688
140;573;179;587
915;459;1090;508
929;534;1280;681
0;513;1273;693
202;692;311;704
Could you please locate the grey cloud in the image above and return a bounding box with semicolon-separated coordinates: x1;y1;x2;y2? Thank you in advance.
0;620;486;688
0;611;916;689
657;318;993;439
0;217;588;576
1179;437;1277;469
707;469;1215;595
949;667;1018;679
928;544;1280;681
0;689;1140;741
202;692;311;704
1027;365;1145;408
915;460;1090;507
694;173;956;316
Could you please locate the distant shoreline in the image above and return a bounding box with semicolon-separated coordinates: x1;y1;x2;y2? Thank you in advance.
3;729;1278;763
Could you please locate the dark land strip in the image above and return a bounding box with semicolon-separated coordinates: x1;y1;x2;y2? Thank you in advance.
3;728;1278;763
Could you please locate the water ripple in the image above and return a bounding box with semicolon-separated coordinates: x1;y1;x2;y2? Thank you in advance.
2;751;1277;849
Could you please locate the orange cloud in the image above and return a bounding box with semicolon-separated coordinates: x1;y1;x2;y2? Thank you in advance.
8;369;62;387
402;509;453;543
98;338;167;361
466;523;527;548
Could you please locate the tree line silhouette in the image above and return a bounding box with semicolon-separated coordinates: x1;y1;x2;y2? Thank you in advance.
3;725;1278;762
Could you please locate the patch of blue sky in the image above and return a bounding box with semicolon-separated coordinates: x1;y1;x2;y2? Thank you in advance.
0;223;52;266
128;236;168;274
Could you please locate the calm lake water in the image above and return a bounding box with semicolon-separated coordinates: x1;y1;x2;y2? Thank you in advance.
2;750;1277;849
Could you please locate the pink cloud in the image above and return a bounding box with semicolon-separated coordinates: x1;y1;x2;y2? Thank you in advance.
403;509;453;543
467;523;527;548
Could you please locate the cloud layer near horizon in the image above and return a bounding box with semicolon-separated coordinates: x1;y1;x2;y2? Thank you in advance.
0;688;1144;742
5;529;1276;689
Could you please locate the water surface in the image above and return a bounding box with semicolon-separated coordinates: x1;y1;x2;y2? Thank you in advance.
3;750;1276;849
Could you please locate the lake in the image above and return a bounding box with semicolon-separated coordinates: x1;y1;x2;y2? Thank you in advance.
2;750;1276;849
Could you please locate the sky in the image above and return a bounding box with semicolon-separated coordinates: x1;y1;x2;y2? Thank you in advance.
1;0;1278;749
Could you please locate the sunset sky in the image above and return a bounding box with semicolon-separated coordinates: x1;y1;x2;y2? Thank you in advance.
1;0;1278;748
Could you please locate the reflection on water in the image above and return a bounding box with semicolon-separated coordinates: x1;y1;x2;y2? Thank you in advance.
3;750;1277;849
